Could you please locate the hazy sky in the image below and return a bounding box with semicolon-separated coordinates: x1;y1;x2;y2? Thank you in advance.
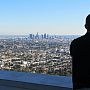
0;0;90;35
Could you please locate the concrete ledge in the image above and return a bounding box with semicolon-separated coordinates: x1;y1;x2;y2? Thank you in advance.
0;70;72;90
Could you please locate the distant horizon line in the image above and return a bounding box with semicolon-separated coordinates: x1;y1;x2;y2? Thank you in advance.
0;34;81;36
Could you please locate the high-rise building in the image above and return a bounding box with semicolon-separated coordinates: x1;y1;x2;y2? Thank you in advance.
29;34;33;39
44;33;47;39
29;34;34;39
35;32;39;39
41;34;43;39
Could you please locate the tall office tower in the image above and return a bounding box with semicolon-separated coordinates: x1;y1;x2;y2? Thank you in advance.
35;32;39;39
41;34;43;39
47;34;49;39
44;33;47;39
29;34;33;39
32;34;34;39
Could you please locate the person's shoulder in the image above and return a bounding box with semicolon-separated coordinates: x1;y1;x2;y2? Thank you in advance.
71;35;85;45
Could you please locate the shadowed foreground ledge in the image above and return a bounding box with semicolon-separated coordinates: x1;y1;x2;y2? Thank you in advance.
0;70;72;90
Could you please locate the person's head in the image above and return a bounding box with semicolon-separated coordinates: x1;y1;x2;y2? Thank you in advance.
85;14;90;31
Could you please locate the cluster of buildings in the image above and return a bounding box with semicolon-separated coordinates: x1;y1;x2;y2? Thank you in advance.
0;33;78;76
29;32;48;39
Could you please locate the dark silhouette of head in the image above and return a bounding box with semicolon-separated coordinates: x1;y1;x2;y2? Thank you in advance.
85;14;90;32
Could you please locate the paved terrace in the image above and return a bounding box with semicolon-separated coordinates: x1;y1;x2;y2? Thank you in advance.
0;70;72;90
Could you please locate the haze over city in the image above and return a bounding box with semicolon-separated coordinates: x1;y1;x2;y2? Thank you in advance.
0;0;90;35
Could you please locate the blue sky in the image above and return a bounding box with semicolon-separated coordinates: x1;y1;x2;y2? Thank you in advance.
0;0;90;35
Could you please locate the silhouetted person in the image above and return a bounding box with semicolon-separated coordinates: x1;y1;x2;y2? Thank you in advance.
70;14;90;90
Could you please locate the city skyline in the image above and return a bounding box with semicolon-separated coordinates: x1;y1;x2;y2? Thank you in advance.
0;0;90;35
0;32;72;76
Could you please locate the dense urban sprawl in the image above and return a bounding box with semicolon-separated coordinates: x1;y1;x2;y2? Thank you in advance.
0;33;78;76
